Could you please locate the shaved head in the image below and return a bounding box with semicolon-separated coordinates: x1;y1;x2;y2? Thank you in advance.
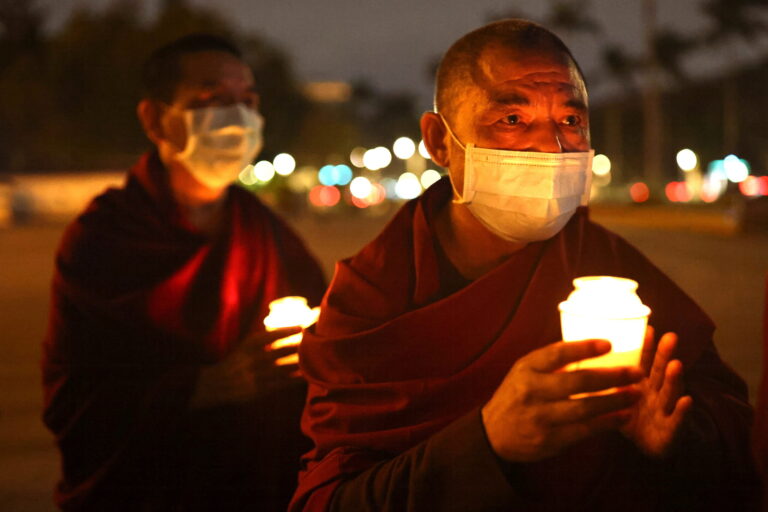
435;19;585;123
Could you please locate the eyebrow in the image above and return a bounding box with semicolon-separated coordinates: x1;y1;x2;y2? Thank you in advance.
490;92;530;106
489;93;588;113
564;98;588;112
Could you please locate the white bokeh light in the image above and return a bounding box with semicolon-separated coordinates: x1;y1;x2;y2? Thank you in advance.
723;154;749;183
676;149;698;172
592;154;611;177
395;172;422;199
254;160;276;183
420;169;442;189
392;137;416;160
273;153;296;176
239;164;257;185
349;146;366;168
349;176;373;199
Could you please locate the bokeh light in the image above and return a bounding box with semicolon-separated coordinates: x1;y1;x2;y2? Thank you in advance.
676;149;698;172
629;182;649;203
665;181;691;203
239;164;257;185
420;169;442;189
739;176;762;197
392;137;416;160
309;185;341;207
349;176;373;199
363;146;392;171
349;146;366;168
592;154;611;177
286;166;317;192
395;172;422;199
273;153;296;176
334;165;353;186
254;160;276;183
723;154;749;183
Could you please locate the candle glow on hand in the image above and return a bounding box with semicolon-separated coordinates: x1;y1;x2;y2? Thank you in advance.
263;297;320;362
559;276;651;370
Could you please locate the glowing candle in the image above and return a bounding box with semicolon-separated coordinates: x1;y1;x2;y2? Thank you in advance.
263;296;320;365
558;276;650;370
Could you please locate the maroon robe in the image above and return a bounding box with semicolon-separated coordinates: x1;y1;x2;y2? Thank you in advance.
291;178;756;511
42;151;326;511
756;276;768;510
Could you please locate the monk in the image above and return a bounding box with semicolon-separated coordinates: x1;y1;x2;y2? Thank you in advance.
42;34;326;510
756;276;768;510
291;20;757;511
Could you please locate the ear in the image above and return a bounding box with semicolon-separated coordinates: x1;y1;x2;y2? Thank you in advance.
136;99;165;145
419;111;450;168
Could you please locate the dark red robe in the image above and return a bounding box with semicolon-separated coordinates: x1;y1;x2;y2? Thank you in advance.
292;177;756;511
755;275;768;510
42;151;326;511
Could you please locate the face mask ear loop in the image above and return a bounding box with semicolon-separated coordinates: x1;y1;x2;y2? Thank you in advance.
581;150;595;205
438;113;474;204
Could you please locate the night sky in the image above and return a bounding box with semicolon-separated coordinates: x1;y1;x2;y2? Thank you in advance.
41;0;748;108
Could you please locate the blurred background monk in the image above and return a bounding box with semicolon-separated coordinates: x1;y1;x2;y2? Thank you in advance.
291;19;759;511
42;34;326;511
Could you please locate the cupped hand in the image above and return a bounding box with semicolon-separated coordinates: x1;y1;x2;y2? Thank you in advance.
190;326;303;409
482;339;643;462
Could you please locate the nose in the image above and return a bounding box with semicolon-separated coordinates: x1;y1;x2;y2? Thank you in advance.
522;120;563;153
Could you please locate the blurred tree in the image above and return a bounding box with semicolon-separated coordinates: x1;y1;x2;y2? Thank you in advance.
0;0;307;172
700;0;768;153
350;79;420;150
0;0;47;171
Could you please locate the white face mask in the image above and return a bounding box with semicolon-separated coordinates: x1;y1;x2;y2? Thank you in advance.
442;117;594;243
176;103;264;189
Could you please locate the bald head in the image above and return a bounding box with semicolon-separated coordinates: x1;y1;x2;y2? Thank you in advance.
435;19;584;122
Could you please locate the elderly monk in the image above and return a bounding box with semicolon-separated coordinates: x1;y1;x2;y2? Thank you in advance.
42;34;326;511
291;20;757;511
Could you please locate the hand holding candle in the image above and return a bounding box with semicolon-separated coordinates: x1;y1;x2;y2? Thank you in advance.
263;296;320;366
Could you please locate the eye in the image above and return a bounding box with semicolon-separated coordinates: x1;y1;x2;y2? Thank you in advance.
504;114;521;125
562;115;581;126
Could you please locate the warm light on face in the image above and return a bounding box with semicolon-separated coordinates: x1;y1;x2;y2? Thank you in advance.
559;276;650;370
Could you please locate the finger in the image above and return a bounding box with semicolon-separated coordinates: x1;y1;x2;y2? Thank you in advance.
659;359;685;415
268;332;303;351
258;345;299;364
525;340;612;373
639;325;656;376
538;366;643;400
649;332;677;391
544;388;640;425
241;327;303;352
669;395;693;431
274;353;299;367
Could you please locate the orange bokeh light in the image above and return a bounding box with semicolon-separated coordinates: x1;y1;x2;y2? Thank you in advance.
629;182;650;203
309;185;341;207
